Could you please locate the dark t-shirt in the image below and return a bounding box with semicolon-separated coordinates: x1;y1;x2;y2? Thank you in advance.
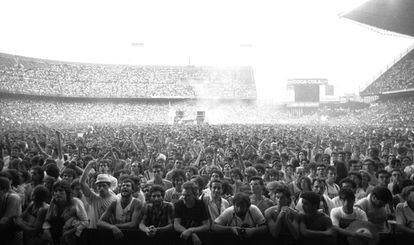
334;161;348;183
302;212;332;231
300;212;334;245
174;199;209;228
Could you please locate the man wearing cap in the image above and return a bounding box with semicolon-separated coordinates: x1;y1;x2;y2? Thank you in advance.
81;160;117;228
97;160;118;191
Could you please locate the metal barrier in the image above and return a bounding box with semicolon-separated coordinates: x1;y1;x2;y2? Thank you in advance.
81;229;414;245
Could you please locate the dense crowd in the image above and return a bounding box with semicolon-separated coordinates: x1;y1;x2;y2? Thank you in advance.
0;54;256;99
1;121;414;245
315;97;414;128
2;95;414;128
1;50;414;245
362;48;414;95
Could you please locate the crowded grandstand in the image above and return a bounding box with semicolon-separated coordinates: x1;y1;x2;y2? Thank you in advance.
1;0;414;245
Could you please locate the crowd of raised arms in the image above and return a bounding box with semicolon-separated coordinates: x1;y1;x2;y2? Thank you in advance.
1;123;414;245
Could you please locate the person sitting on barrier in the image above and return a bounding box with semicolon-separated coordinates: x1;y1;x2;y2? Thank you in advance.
355;186;393;232
330;188;368;238
139;185;174;237
174;181;209;245
394;186;414;234
201;179;229;221
265;185;299;239
97;178;143;239
213;192;267;239
298;191;335;243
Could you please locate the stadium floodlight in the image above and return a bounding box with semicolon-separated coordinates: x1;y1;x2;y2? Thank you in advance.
131;43;144;47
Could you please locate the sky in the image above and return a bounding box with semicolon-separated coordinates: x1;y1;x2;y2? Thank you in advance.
0;0;413;102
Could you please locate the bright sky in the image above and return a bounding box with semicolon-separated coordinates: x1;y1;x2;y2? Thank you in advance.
0;0;413;102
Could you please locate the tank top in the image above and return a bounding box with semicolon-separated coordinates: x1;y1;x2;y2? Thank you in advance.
115;198;134;224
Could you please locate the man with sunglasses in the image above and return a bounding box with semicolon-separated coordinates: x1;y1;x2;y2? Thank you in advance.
80;160;117;228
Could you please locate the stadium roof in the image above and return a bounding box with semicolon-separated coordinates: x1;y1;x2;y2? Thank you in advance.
343;0;414;37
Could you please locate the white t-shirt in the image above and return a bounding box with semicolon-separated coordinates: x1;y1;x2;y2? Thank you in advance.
330;206;367;228
215;205;265;227
325;182;340;199
331;196;343;208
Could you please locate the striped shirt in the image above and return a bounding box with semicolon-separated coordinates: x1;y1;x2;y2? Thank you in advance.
86;191;117;228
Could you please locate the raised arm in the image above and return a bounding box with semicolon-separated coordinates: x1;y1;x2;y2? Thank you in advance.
192;142;204;167
140;133;149;159
4;133;12;157
0;136;4;161
56;131;63;161
79;160;96;198
131;132;139;153
33;135;51;158
257;138;269;157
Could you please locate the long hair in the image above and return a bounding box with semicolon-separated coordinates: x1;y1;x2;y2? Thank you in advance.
52;180;73;205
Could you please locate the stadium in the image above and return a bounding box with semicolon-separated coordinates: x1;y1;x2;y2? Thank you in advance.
0;52;258;126
1;45;414;127
1;1;414;245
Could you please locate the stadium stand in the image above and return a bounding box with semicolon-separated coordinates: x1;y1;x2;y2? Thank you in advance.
361;47;414;96
0;53;256;99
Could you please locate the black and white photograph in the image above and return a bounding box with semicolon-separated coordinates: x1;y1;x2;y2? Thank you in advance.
1;0;414;244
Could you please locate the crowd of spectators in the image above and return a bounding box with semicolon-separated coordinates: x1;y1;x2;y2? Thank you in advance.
2;95;414;129
314;97;414;128
1;120;414;245
0;97;171;126
362;48;414;95
0;53;256;99
2;52;414;245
